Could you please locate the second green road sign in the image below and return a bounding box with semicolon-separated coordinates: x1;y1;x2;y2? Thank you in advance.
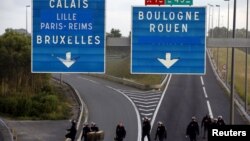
166;0;193;5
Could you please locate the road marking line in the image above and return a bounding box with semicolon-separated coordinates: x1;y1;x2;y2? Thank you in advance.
106;86;141;141
124;92;161;96
118;90;150;94
126;94;161;98
202;87;208;98
130;97;160;101
0;118;14;141
0;119;3;126
78;77;99;84
200;76;205;86
138;108;155;112
151;75;171;127
206;100;214;119
141;113;153;116
134;100;158;104
137;104;157;108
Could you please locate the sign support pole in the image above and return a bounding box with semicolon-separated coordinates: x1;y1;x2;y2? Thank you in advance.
245;0;249;111
230;0;237;125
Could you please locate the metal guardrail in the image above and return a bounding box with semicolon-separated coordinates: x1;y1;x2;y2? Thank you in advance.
106;37;250;48
207;38;250;48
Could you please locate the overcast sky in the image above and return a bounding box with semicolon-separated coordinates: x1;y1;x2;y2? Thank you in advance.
0;0;249;36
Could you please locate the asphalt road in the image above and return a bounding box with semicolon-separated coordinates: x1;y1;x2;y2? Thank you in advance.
6;120;70;141
3;55;249;141
151;56;248;141
0;131;3;141
57;74;139;141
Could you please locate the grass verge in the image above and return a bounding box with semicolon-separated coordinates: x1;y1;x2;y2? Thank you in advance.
0;81;72;120
210;48;250;104
106;57;164;85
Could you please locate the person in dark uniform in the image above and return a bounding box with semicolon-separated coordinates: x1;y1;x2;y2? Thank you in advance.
217;116;225;126
90;122;99;132
201;114;211;139
142;117;151;141
154;121;167;141
115;122;126;141
66;120;77;141
81;123;91;141
186;116;199;141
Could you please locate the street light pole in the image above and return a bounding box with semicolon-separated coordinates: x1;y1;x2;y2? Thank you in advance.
224;0;230;85
230;0;237;125
26;5;30;34
216;5;220;72
216;5;221;28
211;5;214;38
245;0;249;111
208;4;213;37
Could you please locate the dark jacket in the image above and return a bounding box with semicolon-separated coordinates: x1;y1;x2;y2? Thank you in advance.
186;121;199;137
155;125;167;140
66;122;77;141
91;126;99;132
201;115;211;129
142;120;151;134
81;125;91;140
217;119;225;126
116;125;126;139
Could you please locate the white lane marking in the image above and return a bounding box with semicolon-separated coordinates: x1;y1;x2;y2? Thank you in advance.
202;87;208;98
0;118;14;141
151;75;171;127
78;77;99;84
126;94;161;98
200;76;214;118
106;86;142;141
130;97;160;101
206;100;214;119
200;76;205;86
137;104;157;108
120;91;161;96
0;119;3;126
134;100;159;104
138;108;155;112
141;113;153;116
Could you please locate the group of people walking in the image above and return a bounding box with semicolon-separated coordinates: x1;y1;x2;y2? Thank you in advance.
141;117;167;141
81;122;100;141
65;120;101;141
66;114;225;141
186;114;225;141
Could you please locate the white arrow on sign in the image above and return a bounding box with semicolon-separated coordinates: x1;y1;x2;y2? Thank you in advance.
157;53;179;69
57;52;77;68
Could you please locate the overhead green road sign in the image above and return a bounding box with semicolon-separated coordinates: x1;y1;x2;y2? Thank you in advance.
166;0;193;5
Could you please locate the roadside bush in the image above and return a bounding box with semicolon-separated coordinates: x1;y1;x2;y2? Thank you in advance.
0;92;70;120
0;30;71;120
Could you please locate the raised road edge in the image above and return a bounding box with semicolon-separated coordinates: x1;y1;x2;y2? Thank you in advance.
52;77;88;140
207;50;250;124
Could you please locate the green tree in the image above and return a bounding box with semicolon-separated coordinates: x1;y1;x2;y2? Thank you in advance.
107;28;122;37
0;29;50;96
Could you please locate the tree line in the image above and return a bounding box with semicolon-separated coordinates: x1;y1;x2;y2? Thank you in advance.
208;27;250;38
0;29;69;119
0;29;50;96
